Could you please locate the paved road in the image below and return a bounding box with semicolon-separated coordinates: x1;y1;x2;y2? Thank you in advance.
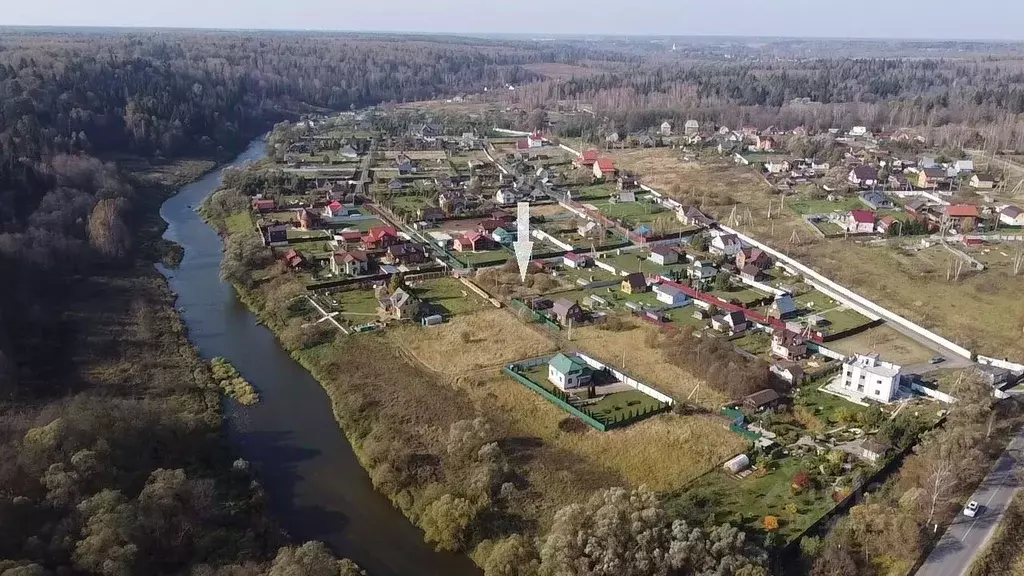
916;429;1024;576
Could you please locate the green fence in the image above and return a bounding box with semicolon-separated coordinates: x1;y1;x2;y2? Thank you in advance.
504;367;608;431
510;299;562;331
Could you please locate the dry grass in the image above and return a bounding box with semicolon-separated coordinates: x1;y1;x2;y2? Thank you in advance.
570;320;726;410
522;63;600;79
459;372;747;494
827;325;936;365
390;309;557;375
792;240;1024;360
530;204;575;218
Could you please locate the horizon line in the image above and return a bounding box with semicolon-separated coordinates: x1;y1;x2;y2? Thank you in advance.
1;24;1023;44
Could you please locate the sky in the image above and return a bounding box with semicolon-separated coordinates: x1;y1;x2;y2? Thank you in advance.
5;0;1024;41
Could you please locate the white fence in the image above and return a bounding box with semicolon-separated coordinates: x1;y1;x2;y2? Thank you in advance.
736;275;788;297
532;229;574;251
719;224;972;359
808;343;846;361
594;259;623;275
481;146;510;175
576;352;675;405
978;356;1024;375
910;382;956;404
493;127;532;137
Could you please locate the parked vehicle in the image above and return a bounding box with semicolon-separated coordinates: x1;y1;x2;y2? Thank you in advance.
930;356;945;364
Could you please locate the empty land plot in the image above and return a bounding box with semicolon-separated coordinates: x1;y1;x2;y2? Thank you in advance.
827;325;935;365
792;240;1024;360
572;321;724;409
409;277;486;317
464;371;746;492
390;308;557;375
788;197;864;215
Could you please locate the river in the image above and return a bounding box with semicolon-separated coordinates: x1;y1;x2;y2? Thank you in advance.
157;139;481;576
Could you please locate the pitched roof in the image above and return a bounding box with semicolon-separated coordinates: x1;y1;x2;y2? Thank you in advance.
772;295;797;315
564;251;589;262
365;226;398;241
581;149;599;162
328;201;344;214
334;250;367;264
623;272;647;290
551;299;580;317
725;310;747;326
650;246;676;257
596;158;616;172
851;165;879;180
653;283;685;298
549;353;588;375
945;204;980;218
741;264;762;277
849;209;875;224
744;389;781;408
1002;205;1023;218
715;233;740;246
878;215;896;228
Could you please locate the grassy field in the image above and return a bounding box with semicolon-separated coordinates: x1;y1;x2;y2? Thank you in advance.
572;321;726;409
408;277;487;317
330;289;380;319
788;197;864;215
453;249;512;267
391;309;557;375
827;325;935;365
226;211;253;235
709;286;771;307
573;183;616;201
733;331;772;356
791;240;1024;360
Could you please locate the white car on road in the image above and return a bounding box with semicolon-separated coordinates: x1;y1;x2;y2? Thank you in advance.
963;500;980;518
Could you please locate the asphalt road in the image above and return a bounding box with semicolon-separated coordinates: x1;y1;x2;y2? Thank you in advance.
916;429;1024;576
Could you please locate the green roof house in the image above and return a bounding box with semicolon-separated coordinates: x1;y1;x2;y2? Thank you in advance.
492;227;515;245
548;353;592;391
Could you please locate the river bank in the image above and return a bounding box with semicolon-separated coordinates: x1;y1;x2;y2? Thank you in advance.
158;139;482;576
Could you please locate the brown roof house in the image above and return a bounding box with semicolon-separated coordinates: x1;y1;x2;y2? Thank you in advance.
712;310;749;334
621;272;649;294
736;247;772;270
771;330;808;360
551;299;585;326
331;251;368;277
743;389;781;411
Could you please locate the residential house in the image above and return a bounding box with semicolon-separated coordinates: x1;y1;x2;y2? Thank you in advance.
918;155;938;169
736;247;772;270
495;188;521;205
653;283;691;306
768;294;798;320
362;226;399;250
740;265;765;282
297;208;321;230
548;353;593;391
387;178;405;191
743;389;782;411
339;145;359;159
477;219;503;234
952;160;974;174
690;260;718;281
977;365;1012;387
755;135;777;152
266;224;288;245
330;251;368;276
419;207;445;222
336;230;363;246
593;158;617;180
770;362;805;385
384;243;426;265
904;198;929;216
322;201;350;222
684;120;700;136
859;190;893;210
551;299;585;325
660;121;673;137
253;198;276;213
849;126;870;138
636;134;657;148
970;174;996;190
677;205;716;227
1000;205;1024;227
943;204;980;231
575;149;600;168
848;165;879;188
282;249;305;270
492;228;515;245
876;215;898;235
527;132;544;148
712;310;749;334
811;161;831;173
846;209;876;234
563;252;592;269
378;288;419;321
856;440;888;464
771;330;808;360
841;353;903;403
453;232;488;252
617;172;640;191
710;233;743;256
916;167;947;189
649;246;679;265
621;272;649;294
765;159;789;175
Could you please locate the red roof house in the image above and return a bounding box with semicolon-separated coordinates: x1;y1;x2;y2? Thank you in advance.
362;226;399;249
454;232;487;252
327;201;344;216
576;149;600;167
845;209;876;234
593;158;616;179
944;204;980;231
253;199;276;213
877;215;897;234
283;249;305;269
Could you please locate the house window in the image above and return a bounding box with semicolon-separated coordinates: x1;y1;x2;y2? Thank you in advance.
875;390;880;396
857;384;864;392
845;379;852;388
